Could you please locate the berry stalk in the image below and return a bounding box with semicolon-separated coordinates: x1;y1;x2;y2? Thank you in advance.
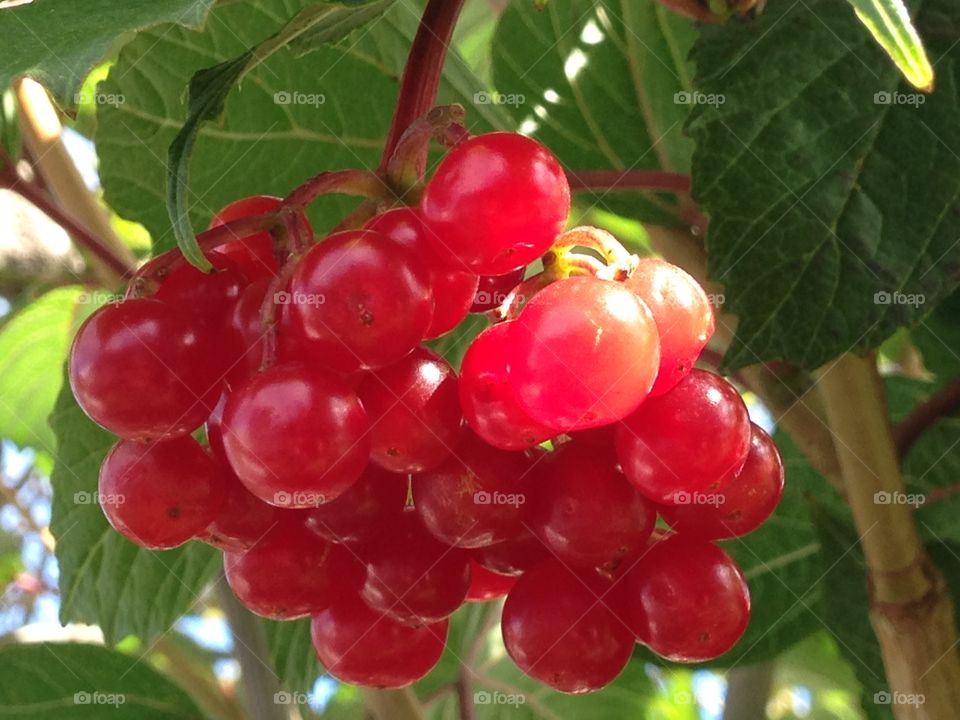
377;0;467;172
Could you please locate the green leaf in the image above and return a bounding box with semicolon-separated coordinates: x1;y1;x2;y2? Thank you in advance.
0;642;204;719
166;0;395;270
903;413;960;543
847;0;934;91
492;0;697;224
49;384;220;644
0;286;97;453
97;0;506;256
263;618;320;695
812;508;892;720
688;0;960;370
0;0;215;105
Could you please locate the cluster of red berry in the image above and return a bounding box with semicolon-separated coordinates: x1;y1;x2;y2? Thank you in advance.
69;131;783;694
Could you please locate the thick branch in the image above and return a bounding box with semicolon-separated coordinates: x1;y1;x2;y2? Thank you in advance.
895;376;960;459
722;662;775;720
378;0;466;171
816;353;960;719
215;578;288;720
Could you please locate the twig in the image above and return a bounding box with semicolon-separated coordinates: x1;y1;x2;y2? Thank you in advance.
0;165;135;282
895;376;960;459
377;0;466;171
14;78;136;287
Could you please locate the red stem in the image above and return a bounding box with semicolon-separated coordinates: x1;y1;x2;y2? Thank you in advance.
566;169;692;195
0;166;135;281
282;169;387;211
378;0;467;172
895;376;960;459
126;214;280;297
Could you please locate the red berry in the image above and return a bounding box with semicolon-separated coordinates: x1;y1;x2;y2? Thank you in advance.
615;535;750;662
502;560;633;693
221;363;370;508
359;513;470;625
414;430;535;548
616;369;751;504
357;347;462;473
306;465;409;545
421;133;570;275
200;463;283;552
510;277;660;430
529;442;655;569
224;517;332;619
287;229;433;371
475;526;549;577
222;278;270;386
466;560;516;602
659;423;784;539
459;322;554;450
70;299;224;440
311;592;448;688
625;258;714;396
470;268;526;313
154;250;249;325
364;208;478;338
99;436;227;549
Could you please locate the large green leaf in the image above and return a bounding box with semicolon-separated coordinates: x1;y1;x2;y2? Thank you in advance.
812;509;892;720
492;0;697;224
96;0;508;254
688;0;960;370
903;414;960;543
0;0;215;104
49;384;220;644
0;642;204;719
0;286;96;453
166;0;395;270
